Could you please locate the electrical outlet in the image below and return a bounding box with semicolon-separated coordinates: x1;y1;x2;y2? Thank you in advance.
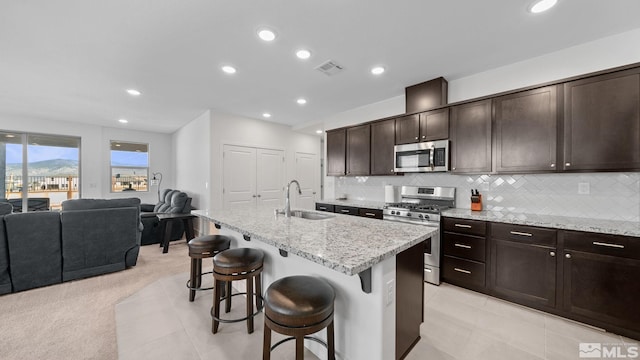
386;279;394;306
578;182;590;195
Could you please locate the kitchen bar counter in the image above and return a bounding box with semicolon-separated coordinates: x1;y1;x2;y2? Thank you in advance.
442;208;640;237
193;206;435;360
192;206;434;275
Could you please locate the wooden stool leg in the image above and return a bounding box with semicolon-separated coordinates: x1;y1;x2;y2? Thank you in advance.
262;321;272;360
328;319;335;360
189;258;198;302
212;279;222;334
295;335;304;360
225;281;232;313
246;275;254;334
255;272;263;310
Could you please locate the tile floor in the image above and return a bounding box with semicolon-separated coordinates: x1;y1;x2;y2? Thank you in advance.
116;268;637;360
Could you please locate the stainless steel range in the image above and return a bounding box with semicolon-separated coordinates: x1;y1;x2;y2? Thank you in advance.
383;185;456;285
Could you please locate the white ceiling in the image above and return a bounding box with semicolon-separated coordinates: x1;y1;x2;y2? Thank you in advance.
2;0;640;134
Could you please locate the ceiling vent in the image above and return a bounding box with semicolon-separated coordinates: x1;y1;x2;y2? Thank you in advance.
315;60;345;76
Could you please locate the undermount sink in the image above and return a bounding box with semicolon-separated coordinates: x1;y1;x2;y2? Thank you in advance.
276;209;334;220
292;210;335;220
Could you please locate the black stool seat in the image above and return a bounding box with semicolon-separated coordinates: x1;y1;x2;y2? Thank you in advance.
264;276;335;327
263;275;336;360
186;234;232;302
213;248;264;274
188;235;231;257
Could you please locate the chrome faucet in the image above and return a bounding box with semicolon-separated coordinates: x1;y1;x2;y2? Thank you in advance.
284;180;302;217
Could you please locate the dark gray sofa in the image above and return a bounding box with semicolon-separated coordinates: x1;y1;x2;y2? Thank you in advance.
0;198;142;294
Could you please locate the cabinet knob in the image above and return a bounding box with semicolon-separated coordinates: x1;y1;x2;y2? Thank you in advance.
565;253;571;259
550;163;555;168
422;135;426;139
565;162;571;167
390;169;394;173
452;167;456;170
252;195;257;198
550;251;555;257
414;137;418;140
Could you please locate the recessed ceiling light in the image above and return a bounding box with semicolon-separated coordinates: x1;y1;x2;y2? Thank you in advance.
297;98;307;105
529;0;558;13
221;65;237;74
118;119;128;124
315;130;323;134
296;49;311;59
257;29;276;42
262;113;272;118
371;66;385;75
126;89;141;96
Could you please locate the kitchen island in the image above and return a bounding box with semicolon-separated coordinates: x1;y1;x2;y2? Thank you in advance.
192;206;438;360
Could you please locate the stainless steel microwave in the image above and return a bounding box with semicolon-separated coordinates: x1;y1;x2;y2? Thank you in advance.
394;140;449;173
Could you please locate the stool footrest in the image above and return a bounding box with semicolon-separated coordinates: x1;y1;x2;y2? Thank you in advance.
186;270;214;291
210;292;263;323
270;336;328;352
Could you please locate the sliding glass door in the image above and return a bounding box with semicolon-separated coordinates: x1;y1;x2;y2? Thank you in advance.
1;131;80;211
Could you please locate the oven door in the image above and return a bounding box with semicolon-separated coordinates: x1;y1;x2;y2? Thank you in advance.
424;234;441;285
394;140;449;173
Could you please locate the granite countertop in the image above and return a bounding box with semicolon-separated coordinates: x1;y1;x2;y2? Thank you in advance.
192;207;436;276
442;208;640;237
316;199;386;210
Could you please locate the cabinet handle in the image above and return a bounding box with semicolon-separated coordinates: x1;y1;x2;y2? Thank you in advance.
454;224;472;228
257;194;261;197
319;207;327;210
592;241;624;249
340;210;350;213
550;251;555;257
425;268;432;273
510;231;532;237
454;243;471;249
565;162;571;167
252;195;257;198
454;268;471;274
550;163;555;168
565;253;571;259
364;212;376;217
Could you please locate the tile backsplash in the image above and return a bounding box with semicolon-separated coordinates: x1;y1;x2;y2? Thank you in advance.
331;172;640;222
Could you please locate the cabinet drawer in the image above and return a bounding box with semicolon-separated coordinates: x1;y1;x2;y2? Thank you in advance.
443;255;486;288
315;203;335;212
358;208;383;219
443;233;486;262
334;205;359;216
491;223;556;247
443;217;486;236
564;231;640;260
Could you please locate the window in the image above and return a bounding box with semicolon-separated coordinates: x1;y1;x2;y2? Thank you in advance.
110;141;149;192
1;131;80;211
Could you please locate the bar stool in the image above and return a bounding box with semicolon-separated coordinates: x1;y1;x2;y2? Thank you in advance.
263;275;336;360
211;248;264;334
186;234;231;301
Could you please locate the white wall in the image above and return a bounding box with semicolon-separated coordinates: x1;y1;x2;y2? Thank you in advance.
0;114;172;204
173;110;210;210
209;111;321;210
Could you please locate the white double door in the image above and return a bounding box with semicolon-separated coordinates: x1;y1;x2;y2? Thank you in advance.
223;145;284;209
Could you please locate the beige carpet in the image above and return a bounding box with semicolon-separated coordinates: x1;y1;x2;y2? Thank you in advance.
0;241;192;360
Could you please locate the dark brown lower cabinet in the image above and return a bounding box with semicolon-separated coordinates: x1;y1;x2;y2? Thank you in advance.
396;241;424;360
490;239;557;309
563;231;640;339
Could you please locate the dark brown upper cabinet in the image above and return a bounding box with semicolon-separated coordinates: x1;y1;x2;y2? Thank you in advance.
395;114;420;145
346;124;371;176
494;86;559;173
396;108;449;145
450;99;492;174
371;118;397;175
420;108;449;141
405;77;448;114
563;67;640;171
326;128;346;176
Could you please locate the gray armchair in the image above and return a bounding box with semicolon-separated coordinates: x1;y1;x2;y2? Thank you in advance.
140;189;192;246
0;202;13;294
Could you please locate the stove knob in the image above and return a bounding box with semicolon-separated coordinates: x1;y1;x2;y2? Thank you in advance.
424;214;430;220
418;214;424;219
390;211;396;215
406;213;411;217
